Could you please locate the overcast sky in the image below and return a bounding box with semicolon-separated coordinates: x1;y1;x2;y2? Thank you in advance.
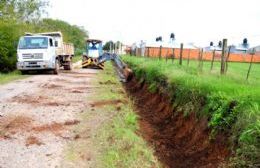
47;0;260;46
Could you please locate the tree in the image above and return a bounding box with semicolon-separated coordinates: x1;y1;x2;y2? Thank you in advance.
0;0;89;72
0;0;49;21
35;18;88;49
103;41;114;51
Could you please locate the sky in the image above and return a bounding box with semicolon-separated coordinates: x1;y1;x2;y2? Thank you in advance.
47;0;260;46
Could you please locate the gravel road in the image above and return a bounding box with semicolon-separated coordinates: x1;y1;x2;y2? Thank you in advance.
0;68;98;168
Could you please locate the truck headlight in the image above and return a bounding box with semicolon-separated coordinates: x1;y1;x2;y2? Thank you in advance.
17;62;24;66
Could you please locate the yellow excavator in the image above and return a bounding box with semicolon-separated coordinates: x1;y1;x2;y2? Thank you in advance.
82;39;104;69
81;39;133;82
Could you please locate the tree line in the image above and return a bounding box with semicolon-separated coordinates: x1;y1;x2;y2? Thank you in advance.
0;0;88;72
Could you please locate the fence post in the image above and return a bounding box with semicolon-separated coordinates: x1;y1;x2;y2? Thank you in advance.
198;48;203;71
179;43;183;65
187;49;191;66
197;49;201;67
225;46;231;74
172;48;175;63
147;47;150;57
246;51;255;80
159;45;162;60
166;48;169;63
210;49;216;70
221;39;227;74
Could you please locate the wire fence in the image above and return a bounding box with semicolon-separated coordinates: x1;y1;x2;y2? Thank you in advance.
128;39;260;80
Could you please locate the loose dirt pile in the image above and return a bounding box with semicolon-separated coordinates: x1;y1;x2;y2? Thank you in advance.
11;95;71;107
0;115;80;140
90;99;126;108
0;115;33;139
125;78;230;168
25;136;44;147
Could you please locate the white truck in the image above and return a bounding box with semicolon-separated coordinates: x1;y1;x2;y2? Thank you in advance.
17;32;74;74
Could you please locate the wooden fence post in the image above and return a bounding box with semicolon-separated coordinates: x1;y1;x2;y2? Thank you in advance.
198;49;204;71
147;47;150;57
210;49;216;70
221;39;227;74
159;45;162;60
197;49;201;66
179;43;183;65
172;48;175;63
187;49;191;66
166;48;169;63
246;51;255;80
225;46;231;74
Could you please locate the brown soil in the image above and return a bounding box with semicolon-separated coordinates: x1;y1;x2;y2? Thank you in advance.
71;90;84;93
0;116;33;138
44;102;70;107
90;99;126;107
12;95;71;107
99;80;116;85
125;78;230;168
0;115;81;140
32;122;64;133
64;120;80;126
41;83;62;89
12;95;48;105
25;136;44;147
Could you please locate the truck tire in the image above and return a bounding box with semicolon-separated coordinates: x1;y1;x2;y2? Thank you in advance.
64;61;72;70
53;60;59;75
21;70;28;75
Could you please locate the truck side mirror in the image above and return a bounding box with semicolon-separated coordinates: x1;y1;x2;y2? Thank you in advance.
55;41;58;47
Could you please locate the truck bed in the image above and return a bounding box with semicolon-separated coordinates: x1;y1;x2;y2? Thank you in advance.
56;43;74;56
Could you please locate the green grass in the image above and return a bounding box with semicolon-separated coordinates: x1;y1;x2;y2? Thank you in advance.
72;55;82;63
0;71;26;84
122;55;260;167
94;62;160;168
62;62;160;168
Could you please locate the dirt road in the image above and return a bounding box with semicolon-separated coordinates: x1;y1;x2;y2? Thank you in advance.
0;68;98;168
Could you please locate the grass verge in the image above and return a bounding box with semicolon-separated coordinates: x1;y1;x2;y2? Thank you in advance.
0;71;26;85
94;62;160;168
122;55;260;167
62;62;160;168
72;55;82;63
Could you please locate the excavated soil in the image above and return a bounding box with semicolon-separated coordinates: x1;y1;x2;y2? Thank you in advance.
125;78;230;168
90;99;126;108
25;136;44;147
0;115;81;139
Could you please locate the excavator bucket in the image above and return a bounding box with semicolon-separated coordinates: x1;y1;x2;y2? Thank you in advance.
82;57;104;69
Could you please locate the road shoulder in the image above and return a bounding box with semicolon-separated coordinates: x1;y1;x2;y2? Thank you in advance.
61;62;161;168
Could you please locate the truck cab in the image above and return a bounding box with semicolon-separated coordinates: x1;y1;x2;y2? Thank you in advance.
17;35;58;73
17;32;74;74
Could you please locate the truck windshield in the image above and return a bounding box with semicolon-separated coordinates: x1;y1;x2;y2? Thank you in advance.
18;37;48;49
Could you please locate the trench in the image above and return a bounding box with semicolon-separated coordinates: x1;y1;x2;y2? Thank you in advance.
124;77;230;168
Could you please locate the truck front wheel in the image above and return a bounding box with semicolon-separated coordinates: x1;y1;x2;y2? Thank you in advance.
53;60;59;75
21;70;28;75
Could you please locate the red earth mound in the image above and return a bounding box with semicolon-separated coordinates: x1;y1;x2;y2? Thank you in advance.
125;78;230;168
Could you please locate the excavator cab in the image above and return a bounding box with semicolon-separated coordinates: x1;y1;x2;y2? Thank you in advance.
82;39;104;69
